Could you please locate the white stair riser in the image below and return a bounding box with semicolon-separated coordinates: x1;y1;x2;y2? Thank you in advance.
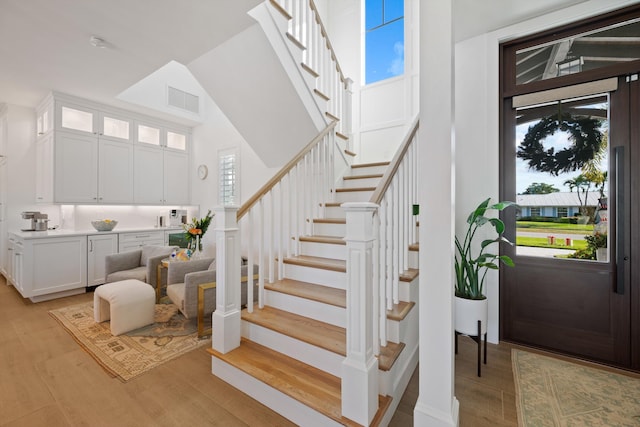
300;240;346;260
241;320;343;377
335;190;373;203
409;250;419;269
312;222;345;236
399;276;419;303
323;206;346;218
386;302;418;344
341;176;381;188
378;340;419;400
283;263;346;289
350;165;387;176
264;289;346;327
211;357;342;427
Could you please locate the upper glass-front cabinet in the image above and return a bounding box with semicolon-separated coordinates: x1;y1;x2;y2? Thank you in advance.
58;105;95;134
166;130;187;151
102;114;131;141
136;123;161;146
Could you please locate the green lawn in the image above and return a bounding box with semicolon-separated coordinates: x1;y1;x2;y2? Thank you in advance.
516;236;586;250
516;221;594;235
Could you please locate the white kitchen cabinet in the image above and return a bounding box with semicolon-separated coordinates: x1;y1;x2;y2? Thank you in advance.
54;131;99;203
35;132;54;203
38;93;190;205
134;145;189;205
134;144;164;204
87;233;118;286
118;230;164;253
53;130;133;203
98;139;134;203
8;233;87;302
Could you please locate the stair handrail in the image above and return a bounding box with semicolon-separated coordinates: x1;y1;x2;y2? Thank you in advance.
237;120;338;221
269;0;352;143
270;0;347;85
370;116;420;204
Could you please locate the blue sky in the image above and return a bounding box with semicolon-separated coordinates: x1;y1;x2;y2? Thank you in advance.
365;0;404;84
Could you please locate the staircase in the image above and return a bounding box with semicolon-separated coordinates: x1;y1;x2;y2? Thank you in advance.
188;0;352;168
209;160;419;426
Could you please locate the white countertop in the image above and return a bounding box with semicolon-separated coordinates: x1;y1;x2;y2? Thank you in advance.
10;226;184;240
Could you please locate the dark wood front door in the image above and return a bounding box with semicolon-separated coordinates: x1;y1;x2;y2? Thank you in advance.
500;75;640;369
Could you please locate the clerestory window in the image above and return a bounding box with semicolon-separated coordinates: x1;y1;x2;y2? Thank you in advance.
365;0;404;85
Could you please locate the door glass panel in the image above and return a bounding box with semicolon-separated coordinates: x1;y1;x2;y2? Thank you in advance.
137;124;160;145
61;107;94;133
166;131;186;150
515;93;609;262
515;18;640;85
103;116;129;140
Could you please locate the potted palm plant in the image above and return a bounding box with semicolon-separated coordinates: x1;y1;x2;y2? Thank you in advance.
454;198;516;336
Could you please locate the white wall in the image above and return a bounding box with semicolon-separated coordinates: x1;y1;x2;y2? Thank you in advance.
454;0;638;343
325;0;418;164
190;99;278;257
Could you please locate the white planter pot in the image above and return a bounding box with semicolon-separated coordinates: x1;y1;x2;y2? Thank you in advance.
455;296;488;336
596;248;608;262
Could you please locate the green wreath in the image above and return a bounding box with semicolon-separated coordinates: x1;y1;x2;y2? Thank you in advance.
517;113;604;176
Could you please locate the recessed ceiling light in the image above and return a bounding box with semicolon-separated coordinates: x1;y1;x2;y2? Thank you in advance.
89;36;108;48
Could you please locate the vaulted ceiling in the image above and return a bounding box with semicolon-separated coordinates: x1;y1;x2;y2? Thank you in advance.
0;0;597;119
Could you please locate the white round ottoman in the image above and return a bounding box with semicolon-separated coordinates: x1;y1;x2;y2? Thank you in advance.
94;279;155;336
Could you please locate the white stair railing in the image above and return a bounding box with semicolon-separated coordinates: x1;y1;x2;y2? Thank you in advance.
270;0;352;146
368;117;420;350
236;121;338;312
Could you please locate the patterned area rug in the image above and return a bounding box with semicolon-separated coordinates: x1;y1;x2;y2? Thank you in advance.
512;349;640;426
49;302;209;382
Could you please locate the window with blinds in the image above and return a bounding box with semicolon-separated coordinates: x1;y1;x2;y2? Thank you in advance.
218;148;238;205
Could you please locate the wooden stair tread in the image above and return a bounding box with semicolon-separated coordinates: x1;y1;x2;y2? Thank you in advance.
265;278;346;308
299;234;345;245
313;217;346;224
314;88;329;101
387;301;415;321
379;341;406;372
343;149;356;157
336;132;349;140
325;111;339;121
324;202;342;207
343;174;383;180
209;339;392;427
351;161;390;169
399;268;419;282
284;255;346;272
409;243;419;251
335;187;376;192
243;306;346;356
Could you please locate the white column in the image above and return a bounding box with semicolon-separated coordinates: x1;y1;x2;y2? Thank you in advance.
413;0;459;426
341;202;378;426
212;206;241;354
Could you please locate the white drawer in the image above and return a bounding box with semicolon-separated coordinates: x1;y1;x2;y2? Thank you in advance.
118;231;164;252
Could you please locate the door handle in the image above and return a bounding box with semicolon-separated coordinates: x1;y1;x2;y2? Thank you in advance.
615;146;625;295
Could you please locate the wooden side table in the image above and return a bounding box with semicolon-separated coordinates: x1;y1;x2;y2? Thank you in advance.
156;258;171;303
197;282;217;338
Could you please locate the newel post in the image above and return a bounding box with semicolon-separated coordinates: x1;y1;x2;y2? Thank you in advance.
212;206;241;354
341;202;378;425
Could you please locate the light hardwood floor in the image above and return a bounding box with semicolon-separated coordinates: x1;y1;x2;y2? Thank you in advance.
0;274;519;426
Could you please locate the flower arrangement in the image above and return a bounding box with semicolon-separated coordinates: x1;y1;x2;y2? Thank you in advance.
183;209;213;251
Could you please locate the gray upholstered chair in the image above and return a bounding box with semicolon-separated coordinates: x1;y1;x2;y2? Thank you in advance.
104;245;178;285
166;258;258;325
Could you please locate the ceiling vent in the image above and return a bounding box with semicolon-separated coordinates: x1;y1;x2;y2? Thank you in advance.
167;86;199;114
